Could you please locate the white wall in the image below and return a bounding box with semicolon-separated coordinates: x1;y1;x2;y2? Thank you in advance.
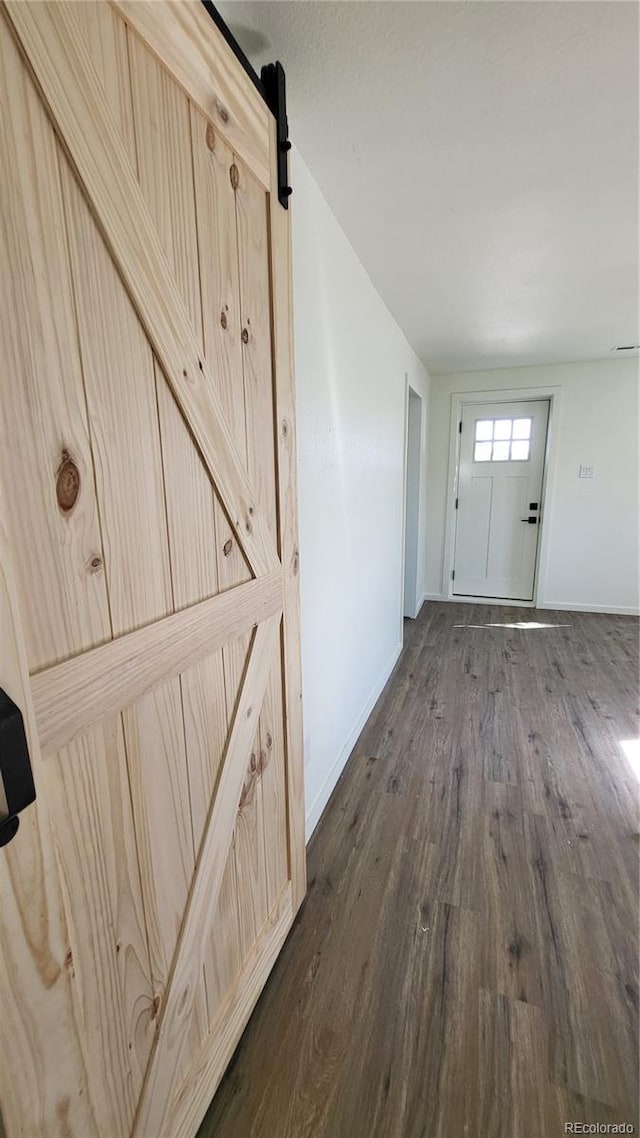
426;359;639;614
404;388;423;618
291;149;430;838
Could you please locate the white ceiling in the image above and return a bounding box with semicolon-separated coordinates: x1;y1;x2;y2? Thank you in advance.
218;1;640;374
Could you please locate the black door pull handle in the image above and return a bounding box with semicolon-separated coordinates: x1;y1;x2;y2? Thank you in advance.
520;516;538;524
0;688;36;848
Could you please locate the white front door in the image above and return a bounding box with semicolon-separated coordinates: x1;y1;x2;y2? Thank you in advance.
453;399;550;600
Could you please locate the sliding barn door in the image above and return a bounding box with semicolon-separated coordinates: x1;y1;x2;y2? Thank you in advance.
0;3;304;1135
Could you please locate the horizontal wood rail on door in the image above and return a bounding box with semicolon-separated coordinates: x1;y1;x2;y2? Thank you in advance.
32;572;283;756
3;0;279;580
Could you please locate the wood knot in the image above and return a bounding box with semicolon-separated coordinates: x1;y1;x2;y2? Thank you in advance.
245;516;253;534
218;103;230;125
292;549;299;575
223;538;233;557
64;948;74;971
241;327;249;345
250;751;257;774
205;122;215;151
150;994;161;1020
282;419;289;439
88;555;102;574
56;451;80;514
239;766;257;810
220;310;227;330
246;706;252;718
229;162;239;189
265;731;273;750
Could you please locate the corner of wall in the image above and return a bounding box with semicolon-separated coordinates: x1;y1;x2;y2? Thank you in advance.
305;638;403;841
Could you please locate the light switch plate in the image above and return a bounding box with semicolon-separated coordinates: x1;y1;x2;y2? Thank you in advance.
579;464;595;479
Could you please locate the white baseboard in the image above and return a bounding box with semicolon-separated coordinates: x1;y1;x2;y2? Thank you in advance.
538;600;640;617
305;640;403;841
421;592;445;603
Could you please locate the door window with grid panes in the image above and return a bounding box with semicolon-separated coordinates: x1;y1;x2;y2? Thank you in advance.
473;417;531;462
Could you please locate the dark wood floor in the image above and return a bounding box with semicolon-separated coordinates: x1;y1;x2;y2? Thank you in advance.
199;602;639;1138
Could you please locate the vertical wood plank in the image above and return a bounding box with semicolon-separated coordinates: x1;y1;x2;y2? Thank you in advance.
47;718;155;1127
0;496;100;1137
0;15;111;672
128;35;242;1039
219;632;269;978
60;160;172;636
267;123;307;909
128;33;202;345
234;708;268;958
235;159;277;539
235;157;290;914
182;652;242;1020
66;0;137;165
225;157;277;959
191;104;270;978
121;680;194;988
259;649;289;908
191;105;251;592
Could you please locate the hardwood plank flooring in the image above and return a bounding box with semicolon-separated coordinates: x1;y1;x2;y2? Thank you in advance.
199;602;639;1137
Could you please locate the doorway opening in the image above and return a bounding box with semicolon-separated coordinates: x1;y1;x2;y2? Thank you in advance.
403;385;422;621
451;397;550;602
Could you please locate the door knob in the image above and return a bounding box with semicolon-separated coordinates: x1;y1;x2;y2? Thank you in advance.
0;688;36;848
520;516;538;524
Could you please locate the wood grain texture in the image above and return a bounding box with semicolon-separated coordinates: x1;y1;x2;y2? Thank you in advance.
1;4;305;1130
60;157;173;638
235;152;289;913
0;25;156;1136
170;883;294;1138
267;120;306;911
127;31;235;1049
0;14;111;672
191;106;246;469
68;0;136;164
111;0;270;188
233;154;282;969
47;718;155;1130
190;94;269;1024
4;0;278;578
0;501;101;1137
259;647;289;910
132;613;282;1137
32;573;283;757
199;603;639;1138
61;107;201;1066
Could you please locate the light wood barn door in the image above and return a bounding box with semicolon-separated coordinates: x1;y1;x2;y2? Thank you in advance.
0;3;304;1135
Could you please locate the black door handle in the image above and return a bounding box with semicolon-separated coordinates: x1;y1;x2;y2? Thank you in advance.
0;688;36;848
520;516;538;524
